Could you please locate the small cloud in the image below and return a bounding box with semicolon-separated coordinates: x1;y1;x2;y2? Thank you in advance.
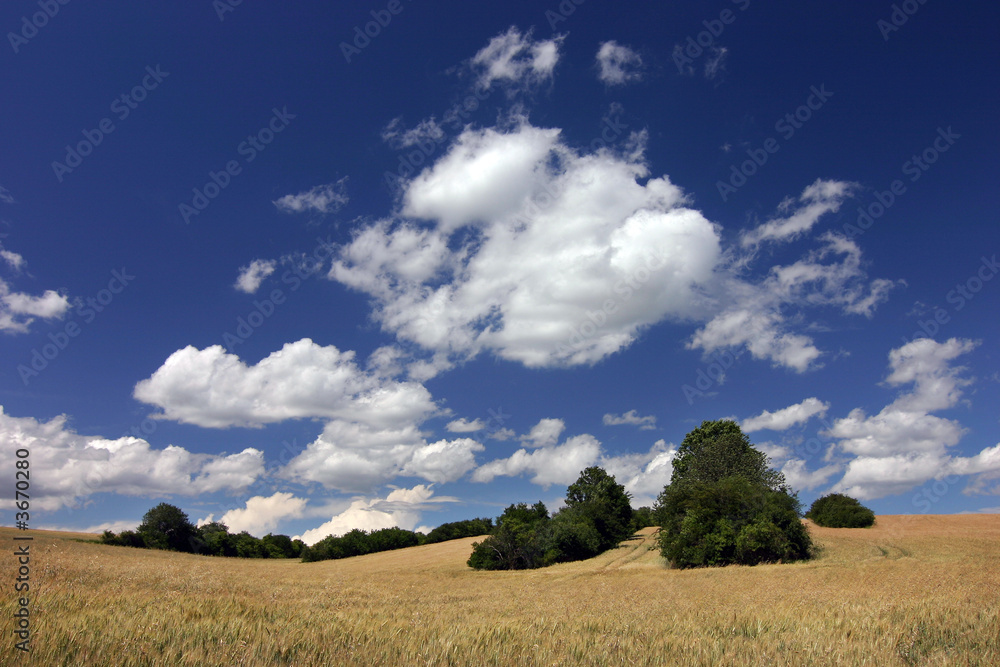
471;27;563;92
520;418;565;448
273;179;348;215
446;417;485;433
603;409;657;430
0;244;25;272
382;118;445;149
596;41;643;85
742;397;830;432
489;427;516;441
0;185;14;204
234;259;277;294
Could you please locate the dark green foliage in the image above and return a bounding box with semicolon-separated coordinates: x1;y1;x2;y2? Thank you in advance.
469;467;636;570
655;420;812;569
467;502;550;570
657;476;812;568
670;419;786;491
806;493;876;528
100;510;300;559
564;466;634;552
631;506;655;531
262;533;301;558
300;526;422;563
137;503;200;553
198;521;237;557
423;517;494;544
99;529;144;548
544;506;602;563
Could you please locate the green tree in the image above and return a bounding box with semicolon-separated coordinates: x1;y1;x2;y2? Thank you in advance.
655;420;812;568
137;503;199;553
806;493;876;528
631;506;655;531
198;521;236;557
468;502;550;570
563;466;634;551
670;419;785;491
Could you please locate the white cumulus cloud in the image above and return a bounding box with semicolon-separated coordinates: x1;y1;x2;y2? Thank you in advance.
0;406;263;512
742;397;829;432
294;485;454;546
134;339;439;429
234;259;277;294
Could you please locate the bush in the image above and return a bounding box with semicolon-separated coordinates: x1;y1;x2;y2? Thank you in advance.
806;493;876;528
468;502;550;570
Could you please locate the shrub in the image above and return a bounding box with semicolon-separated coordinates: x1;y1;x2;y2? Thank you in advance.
806;493;876;528
468;502;550;570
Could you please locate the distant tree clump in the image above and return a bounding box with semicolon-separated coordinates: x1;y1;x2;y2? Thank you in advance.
655;420;812;569
806;493;876;528
137;503;201;553
422;518;494;544
300;527;421;563
99;505;304;559
468;466;635;570
631;506;656;532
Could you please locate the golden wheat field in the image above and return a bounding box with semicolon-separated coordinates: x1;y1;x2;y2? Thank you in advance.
2;515;998;666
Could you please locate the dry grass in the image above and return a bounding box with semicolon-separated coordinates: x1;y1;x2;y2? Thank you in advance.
2;515;999;666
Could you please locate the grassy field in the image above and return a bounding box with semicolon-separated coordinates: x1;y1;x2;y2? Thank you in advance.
2;515;998;666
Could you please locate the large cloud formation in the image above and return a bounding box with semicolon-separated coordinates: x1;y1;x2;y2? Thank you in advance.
825;338;1000;499
0;407;263;511
134;338;438;429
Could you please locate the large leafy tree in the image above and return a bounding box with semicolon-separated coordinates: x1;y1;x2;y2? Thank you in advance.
137;503;200;553
563;466;634;552
656;420;812;568
670;419;785;491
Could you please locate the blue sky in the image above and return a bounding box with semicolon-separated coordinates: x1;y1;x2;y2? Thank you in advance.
2;0;998;542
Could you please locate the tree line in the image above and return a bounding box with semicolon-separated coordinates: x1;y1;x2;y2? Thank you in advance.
100;505;495;562
100;420;874;569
